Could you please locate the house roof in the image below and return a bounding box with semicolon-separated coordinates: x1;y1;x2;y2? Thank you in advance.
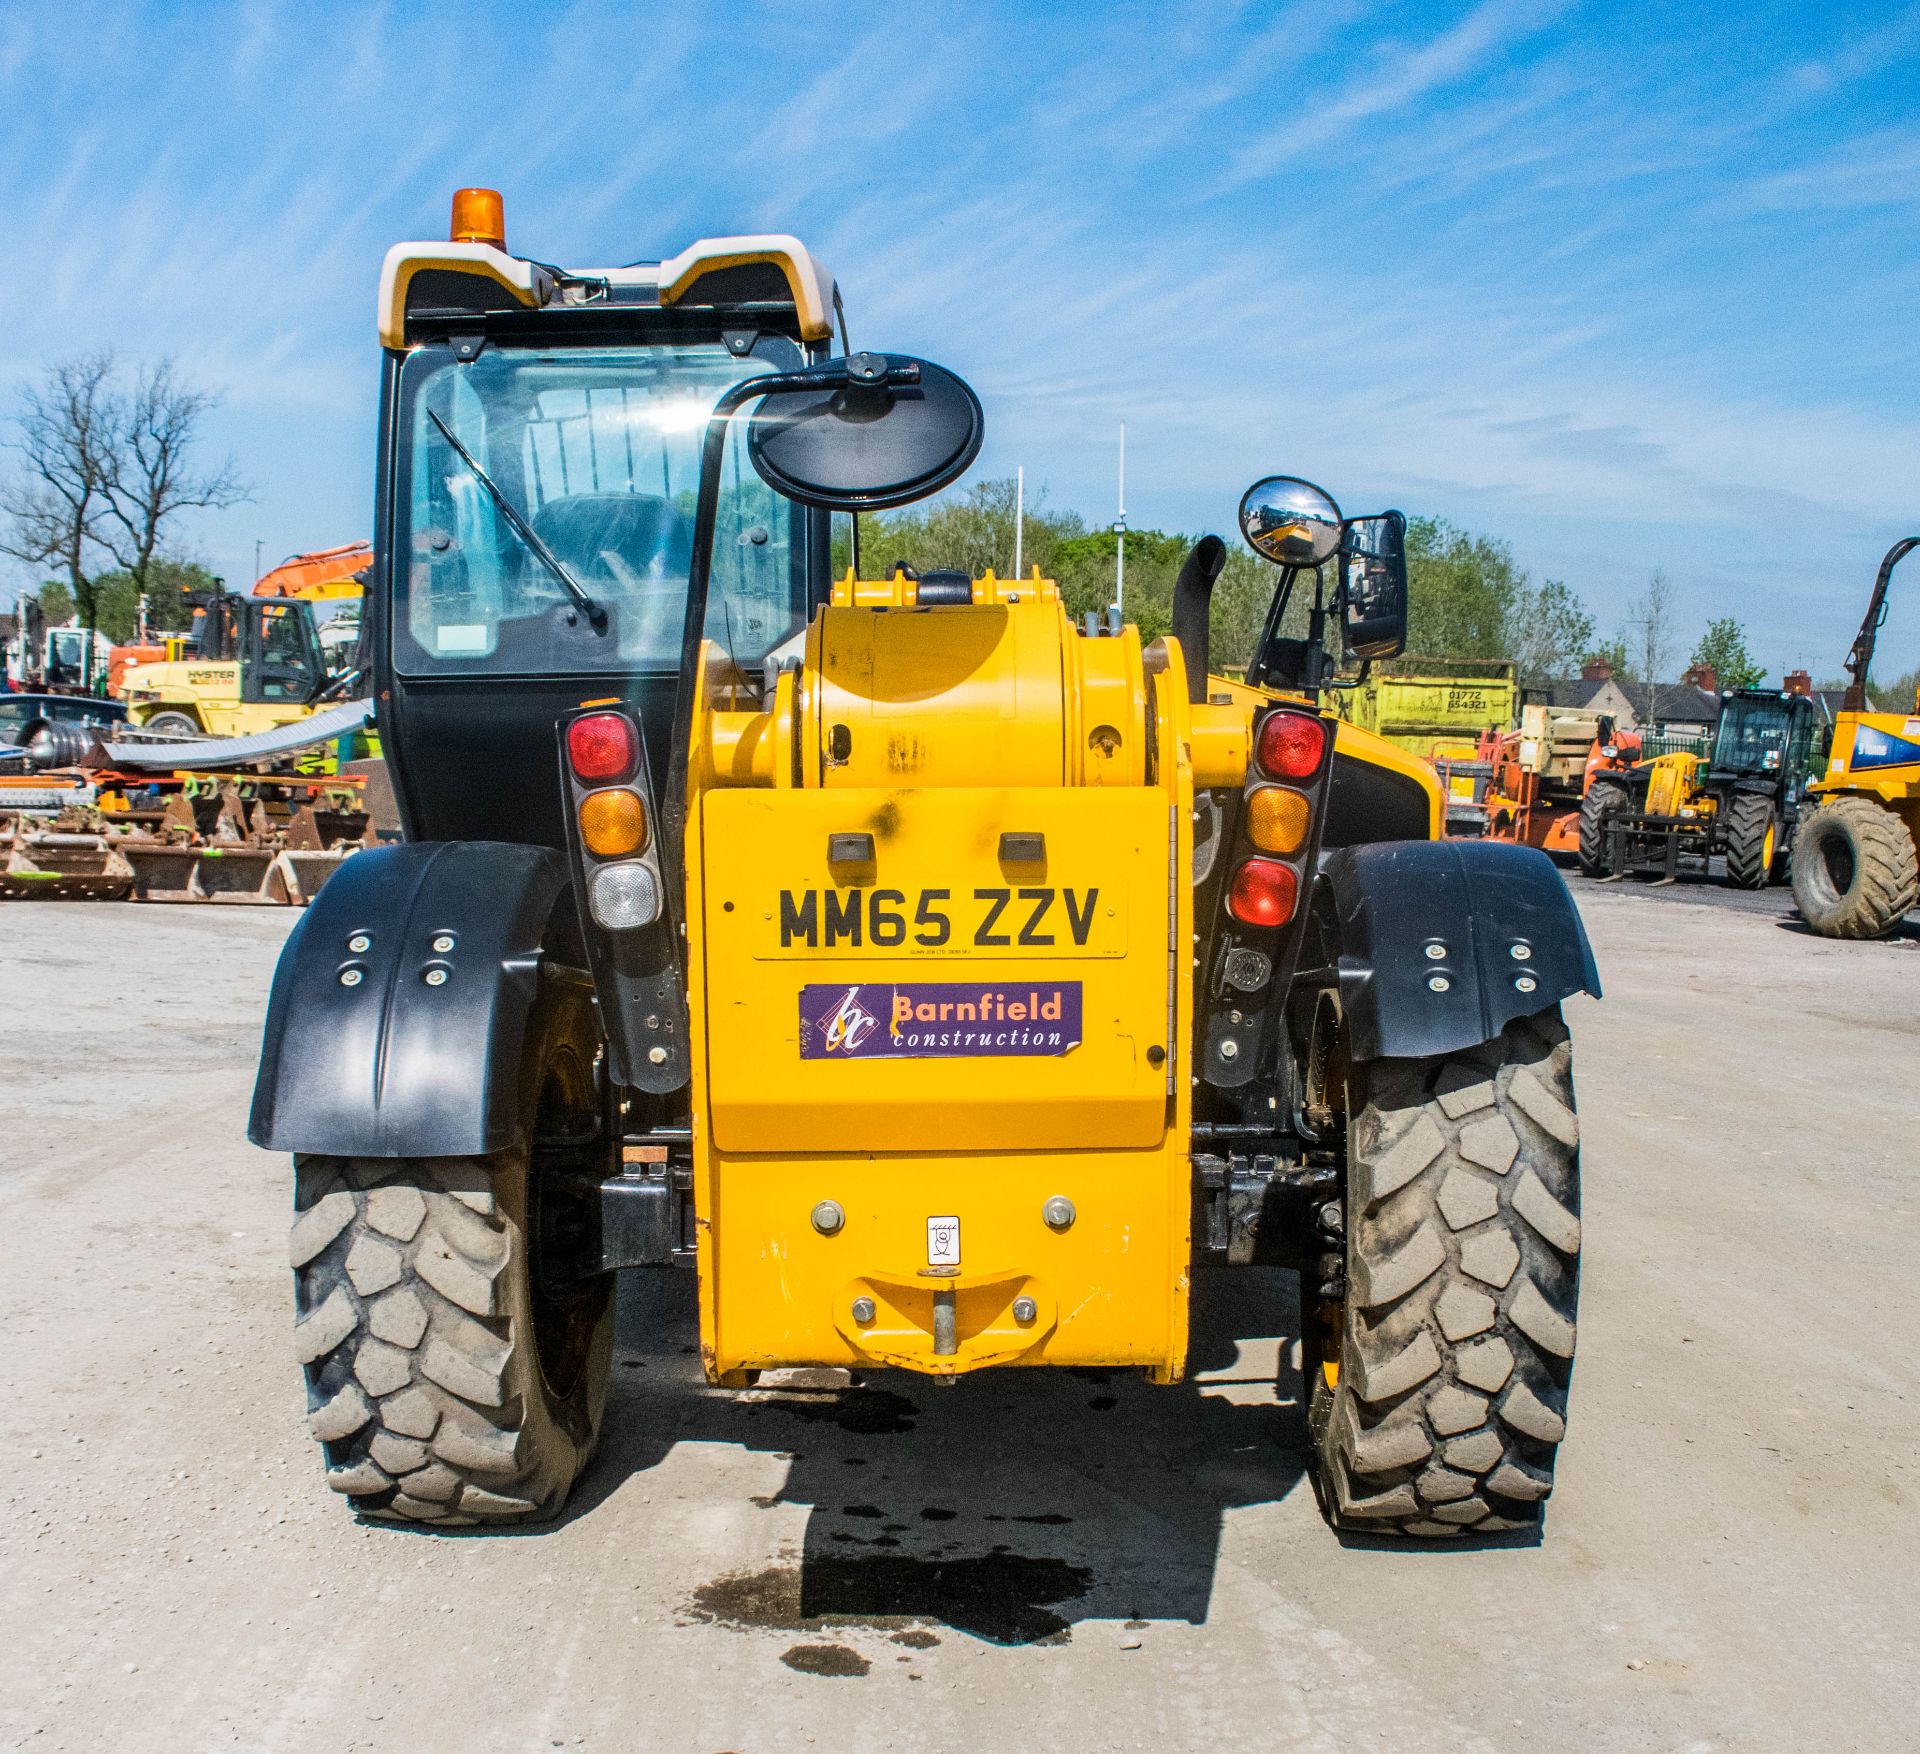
1538;677;1608;710
1805;687;1889;719
1536;676;1720;725
1539;676;1896;728
1644;682;1720;725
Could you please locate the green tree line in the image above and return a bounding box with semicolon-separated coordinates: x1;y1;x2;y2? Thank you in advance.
20;558;215;643
837;482;1920;699
838;482;1790;689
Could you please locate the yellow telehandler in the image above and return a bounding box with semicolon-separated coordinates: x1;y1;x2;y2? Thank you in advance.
250;191;1596;1541
1792;537;1920;937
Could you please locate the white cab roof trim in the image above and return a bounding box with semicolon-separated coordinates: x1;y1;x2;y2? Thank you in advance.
379;235;837;349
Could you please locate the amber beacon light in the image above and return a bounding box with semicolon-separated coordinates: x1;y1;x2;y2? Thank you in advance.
450;187;506;249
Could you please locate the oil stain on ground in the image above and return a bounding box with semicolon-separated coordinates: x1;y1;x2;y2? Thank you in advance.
780;1643;871;1678
690;1550;1093;1646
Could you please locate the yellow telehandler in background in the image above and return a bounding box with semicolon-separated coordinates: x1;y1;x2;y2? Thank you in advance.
1793;537;1920;937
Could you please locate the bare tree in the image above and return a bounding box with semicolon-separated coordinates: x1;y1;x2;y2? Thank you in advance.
99;358;247;606
1629;568;1676;725
0;352;118;630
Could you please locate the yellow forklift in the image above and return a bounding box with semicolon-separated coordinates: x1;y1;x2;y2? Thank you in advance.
117;590;351;738
251;191;1596;1541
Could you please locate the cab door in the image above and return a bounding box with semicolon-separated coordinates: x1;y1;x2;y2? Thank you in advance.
244;603;324;705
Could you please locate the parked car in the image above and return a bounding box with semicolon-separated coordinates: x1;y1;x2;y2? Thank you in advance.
0;693;128;771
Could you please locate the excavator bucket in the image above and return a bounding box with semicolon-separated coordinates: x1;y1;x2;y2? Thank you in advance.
0;834;137;901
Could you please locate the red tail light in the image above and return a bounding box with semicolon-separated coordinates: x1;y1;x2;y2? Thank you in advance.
568;711;638;783
1256;710;1326;780
1227;857;1299;928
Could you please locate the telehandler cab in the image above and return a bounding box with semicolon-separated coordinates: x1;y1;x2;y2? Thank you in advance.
252;191;1597;1540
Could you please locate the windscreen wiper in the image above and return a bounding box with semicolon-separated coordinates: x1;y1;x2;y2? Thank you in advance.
427;409;608;632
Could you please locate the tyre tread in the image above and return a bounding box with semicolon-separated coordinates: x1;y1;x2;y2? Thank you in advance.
291;1151;589;1525
1791;797;1919;939
1723;792;1777;890
1317;1009;1581;1540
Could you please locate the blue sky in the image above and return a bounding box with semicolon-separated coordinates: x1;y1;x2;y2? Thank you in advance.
3;0;1917;681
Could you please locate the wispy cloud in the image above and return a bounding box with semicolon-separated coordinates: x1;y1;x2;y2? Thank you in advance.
1734;124;1920;212
1781;1;1920;95
1217;0;1560;191
0;0;1915;665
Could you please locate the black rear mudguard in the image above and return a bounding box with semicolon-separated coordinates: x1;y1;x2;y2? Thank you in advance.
248;841;571;1158
1322;839;1600;1061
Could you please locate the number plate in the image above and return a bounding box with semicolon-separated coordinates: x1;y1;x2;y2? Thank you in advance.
763;884;1123;959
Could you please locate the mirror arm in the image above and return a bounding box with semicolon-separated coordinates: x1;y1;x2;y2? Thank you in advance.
1306;566;1333;696
659;368;827;939
659;357;923;959
1247;565;1296;690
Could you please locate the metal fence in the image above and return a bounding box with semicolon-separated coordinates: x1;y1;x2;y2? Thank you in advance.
1636;727;1711;760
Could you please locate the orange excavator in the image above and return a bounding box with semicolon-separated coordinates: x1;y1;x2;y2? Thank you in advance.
1475;705;1641;857
251;541;371;602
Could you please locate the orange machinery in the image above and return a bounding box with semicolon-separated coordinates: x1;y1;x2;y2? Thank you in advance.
251;542;371;601
1479;705;1640;853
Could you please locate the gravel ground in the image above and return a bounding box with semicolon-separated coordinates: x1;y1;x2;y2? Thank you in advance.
0;885;1914;1752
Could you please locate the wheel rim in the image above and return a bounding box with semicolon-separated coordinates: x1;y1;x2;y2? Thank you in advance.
1815;830;1855;903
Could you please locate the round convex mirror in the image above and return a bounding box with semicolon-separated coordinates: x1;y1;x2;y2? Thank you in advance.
748;355;984;512
1239;476;1343;567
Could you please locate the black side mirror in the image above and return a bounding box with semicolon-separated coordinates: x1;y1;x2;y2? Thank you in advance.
746;353;984;512
1340;512;1407;661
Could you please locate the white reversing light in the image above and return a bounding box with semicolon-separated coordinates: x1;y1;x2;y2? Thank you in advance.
588;860;660;930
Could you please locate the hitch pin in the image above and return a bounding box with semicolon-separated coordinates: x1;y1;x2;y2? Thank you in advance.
932;1287;957;1356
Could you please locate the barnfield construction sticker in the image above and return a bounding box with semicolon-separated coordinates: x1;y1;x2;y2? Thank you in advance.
798;981;1082;1059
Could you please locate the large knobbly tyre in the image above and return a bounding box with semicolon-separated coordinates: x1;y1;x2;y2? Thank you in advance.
288;985;613;1525
1723;793;1779;890
1576;779;1627;876
1792;797;1919;939
1310;1008;1579;1539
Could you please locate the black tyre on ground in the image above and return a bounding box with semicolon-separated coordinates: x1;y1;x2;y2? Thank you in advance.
1723;792;1780;890
1576;779;1628;876
1791;797;1920;940
1306;1007;1580;1539
289;979;613;1525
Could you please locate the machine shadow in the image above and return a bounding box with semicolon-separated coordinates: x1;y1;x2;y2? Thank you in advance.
570;1265;1316;1640
1773;913;1920;943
